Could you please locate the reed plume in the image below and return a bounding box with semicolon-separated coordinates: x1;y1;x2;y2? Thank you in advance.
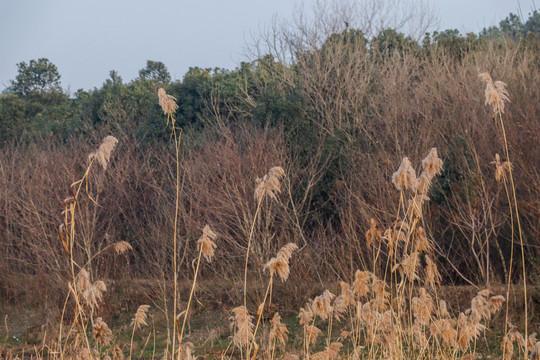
131;305;150;329
230;306;254;348
88;135;118;170
430;318;457;347
411;288;434;325
181;342;195;360
352;270;371;299
479;72;510;115
306;325;322;345
421;147;443;178
414;227;433;253
254;166;285;202
531;341;540;360
269;312;288;347
424;255;441;288
112;345;124;360
365;218;382;247
79;274;106;310
310;342;342;360
298;303;314;326
158;88;179;118
528;333;538;352
93;317;113;346
113;241;132;255
83;281;107;310
263;242;298;281
197;225;217;262
484;295;505;320
393;254;419;281
76;268;91;293
491;153;512;183
312;290;335;320
333;282;354;320
281;354;299;360
392;157;417;191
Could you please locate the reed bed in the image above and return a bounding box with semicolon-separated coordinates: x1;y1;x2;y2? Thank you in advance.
0;75;535;360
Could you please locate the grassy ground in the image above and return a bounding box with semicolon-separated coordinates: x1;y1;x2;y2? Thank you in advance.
1;280;538;359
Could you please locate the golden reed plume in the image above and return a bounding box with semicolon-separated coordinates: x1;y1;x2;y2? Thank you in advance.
131;304;150;329
269;312;288;347
479;72;510;115
392;157;417;191
255;166;286;202
230;306;254;348
157;88;179;118
264;242;298;282
197;225;218;262
93;317;113;346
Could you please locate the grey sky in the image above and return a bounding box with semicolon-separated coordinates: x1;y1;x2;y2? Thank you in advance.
0;0;536;92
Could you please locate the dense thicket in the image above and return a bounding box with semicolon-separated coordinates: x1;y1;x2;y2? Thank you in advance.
1;16;539;306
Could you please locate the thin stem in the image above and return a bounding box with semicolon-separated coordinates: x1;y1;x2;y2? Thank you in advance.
177;247;203;360
171;121;182;359
129;321;137;360
247;275;274;359
244;197;263;307
497;111;527;356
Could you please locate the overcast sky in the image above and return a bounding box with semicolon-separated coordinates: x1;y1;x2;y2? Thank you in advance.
0;0;536;92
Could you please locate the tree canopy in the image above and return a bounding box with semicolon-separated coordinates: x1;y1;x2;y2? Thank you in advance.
9;58;62;97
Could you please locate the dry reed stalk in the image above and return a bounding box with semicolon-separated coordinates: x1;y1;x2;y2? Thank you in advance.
55;135;119;359
479;72;528;358
244;166;286;308
178;225;217;359
158;87;182;358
